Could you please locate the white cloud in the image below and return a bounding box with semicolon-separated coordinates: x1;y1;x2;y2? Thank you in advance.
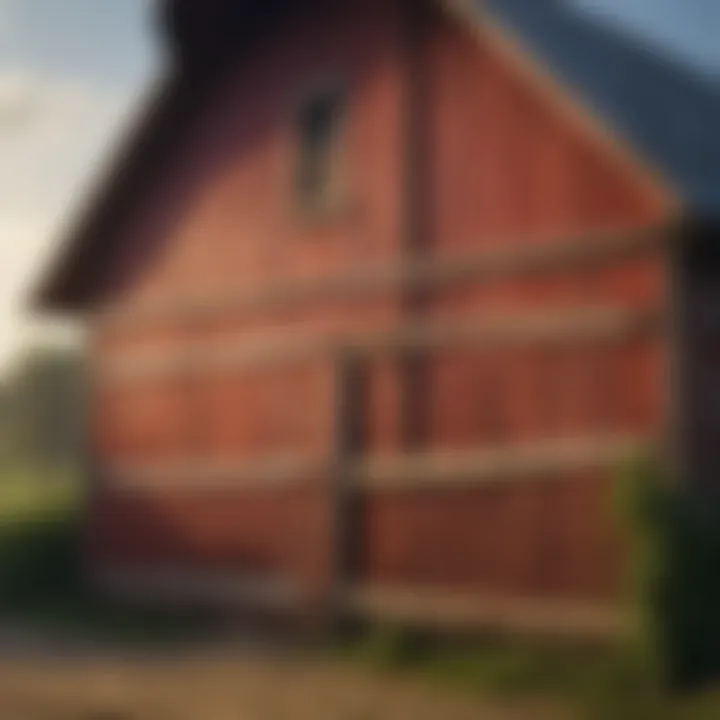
0;214;73;367
0;69;129;201
0;70;42;129
0;67;140;367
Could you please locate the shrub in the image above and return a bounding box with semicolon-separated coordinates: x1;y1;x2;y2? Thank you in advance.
617;455;720;690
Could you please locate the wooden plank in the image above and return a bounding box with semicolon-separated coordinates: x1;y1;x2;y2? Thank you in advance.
96;226;667;329
105;434;647;491
346;305;657;354
328;353;364;617
353;435;646;490
111;455;324;490
343;585;630;640
95;567;302;610
98;305;661;383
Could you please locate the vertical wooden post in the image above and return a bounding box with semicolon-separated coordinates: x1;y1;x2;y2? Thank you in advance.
401;0;432;263
330;352;349;612
328;351;366;626
399;0;433;451
664;217;689;483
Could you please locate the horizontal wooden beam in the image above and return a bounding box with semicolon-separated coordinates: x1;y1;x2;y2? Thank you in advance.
353;434;646;490
100;305;661;383
343;585;630;640
94;567;302;610
111;454;324;490
95;569;629;638
97;226;666;329
105;434;647;491
346;305;657;355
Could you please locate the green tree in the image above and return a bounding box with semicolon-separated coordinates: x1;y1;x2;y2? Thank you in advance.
0;345;86;472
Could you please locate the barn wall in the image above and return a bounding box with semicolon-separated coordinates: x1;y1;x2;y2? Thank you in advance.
348;7;672;615
95;1;406;306
88;1;675;630
428;9;665;252
89;0;408;608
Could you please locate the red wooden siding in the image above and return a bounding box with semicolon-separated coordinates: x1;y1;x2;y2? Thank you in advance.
85;1;674;632
358;471;621;601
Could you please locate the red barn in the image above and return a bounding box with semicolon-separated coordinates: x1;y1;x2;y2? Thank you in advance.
36;0;720;638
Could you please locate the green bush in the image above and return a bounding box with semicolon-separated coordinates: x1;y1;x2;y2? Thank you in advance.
617;455;720;690
0;475;83;608
0;476;209;641
352;623;434;669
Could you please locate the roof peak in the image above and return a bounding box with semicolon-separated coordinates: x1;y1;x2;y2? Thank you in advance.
483;0;720;215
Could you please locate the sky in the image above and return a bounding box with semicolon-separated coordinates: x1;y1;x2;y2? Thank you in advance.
0;0;161;369
573;0;720;76
0;0;717;370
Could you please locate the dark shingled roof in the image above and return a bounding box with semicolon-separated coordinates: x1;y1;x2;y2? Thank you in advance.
482;0;720;218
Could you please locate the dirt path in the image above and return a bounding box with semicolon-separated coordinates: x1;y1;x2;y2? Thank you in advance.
0;643;570;720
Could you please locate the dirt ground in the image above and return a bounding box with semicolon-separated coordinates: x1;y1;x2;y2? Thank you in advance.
0;643;569;720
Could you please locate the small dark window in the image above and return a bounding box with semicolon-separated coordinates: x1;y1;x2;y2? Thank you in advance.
296;88;344;212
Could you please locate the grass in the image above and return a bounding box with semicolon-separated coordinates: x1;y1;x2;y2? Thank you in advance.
340;624;720;719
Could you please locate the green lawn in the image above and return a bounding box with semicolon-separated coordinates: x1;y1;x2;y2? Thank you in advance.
340;624;720;720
